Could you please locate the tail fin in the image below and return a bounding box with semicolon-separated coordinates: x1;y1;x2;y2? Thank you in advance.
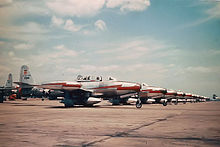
5;73;12;88
19;65;34;85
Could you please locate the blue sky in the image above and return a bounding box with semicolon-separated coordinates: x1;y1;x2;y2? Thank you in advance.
0;0;219;97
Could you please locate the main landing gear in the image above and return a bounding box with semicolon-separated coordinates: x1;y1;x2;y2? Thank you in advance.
136;98;142;108
163;101;167;106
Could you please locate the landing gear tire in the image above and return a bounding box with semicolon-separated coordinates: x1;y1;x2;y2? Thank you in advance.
136;99;142;109
85;104;94;107
163;101;167;106
64;103;73;108
0;98;3;103
174;101;178;105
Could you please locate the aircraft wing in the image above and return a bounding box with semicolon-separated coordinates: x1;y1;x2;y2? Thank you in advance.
14;82;35;88
36;82;83;92
0;87;16;91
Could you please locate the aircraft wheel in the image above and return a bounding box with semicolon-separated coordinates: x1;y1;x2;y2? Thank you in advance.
136;99;142;109
174;101;178;105
163;101;167;106
85;104;94;107
64;103;73;108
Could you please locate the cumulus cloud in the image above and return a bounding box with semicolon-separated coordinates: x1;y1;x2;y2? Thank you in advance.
106;0;150;12
51;16;64;26
94;19;107;31
14;43;33;50
51;16;83;32
47;0;105;17
46;0;150;17
64;19;82;32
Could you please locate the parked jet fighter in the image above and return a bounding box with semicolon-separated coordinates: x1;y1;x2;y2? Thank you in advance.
165;89;177;105
37;75;142;108
177;91;186;104
139;83;168;106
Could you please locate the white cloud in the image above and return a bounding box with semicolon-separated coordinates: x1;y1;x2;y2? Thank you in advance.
46;0;150;17
0;22;48;40
67;64;119;73
7;51;24;62
106;0;150;12
0;22;48;42
94;19;107;31
0;41;5;45
186;66;212;73
53;44;78;57
14;43;33;50
51;16;83;32
0;0;12;6
97;38;171;60
0;22;47;34
8;51;15;57
206;3;220;18
47;0;105;17
64;19;82;32
180;3;220;28
51;16;64;26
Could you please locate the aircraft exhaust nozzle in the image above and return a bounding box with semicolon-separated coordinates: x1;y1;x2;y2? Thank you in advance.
87;97;101;105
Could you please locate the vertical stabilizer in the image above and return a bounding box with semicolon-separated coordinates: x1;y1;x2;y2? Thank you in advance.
19;65;34;84
5;73;12;88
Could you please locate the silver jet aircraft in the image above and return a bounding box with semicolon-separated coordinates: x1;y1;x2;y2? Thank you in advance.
38;75;142;108
139;83;168;106
0;73;15;102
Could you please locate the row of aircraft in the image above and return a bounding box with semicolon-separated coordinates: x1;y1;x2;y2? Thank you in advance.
0;65;211;108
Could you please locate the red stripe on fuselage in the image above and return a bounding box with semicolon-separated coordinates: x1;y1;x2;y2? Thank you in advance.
117;86;140;91
94;85;140;91
141;90;163;93
43;83;81;88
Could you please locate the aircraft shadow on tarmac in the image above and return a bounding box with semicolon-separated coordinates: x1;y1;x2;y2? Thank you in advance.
45;105;137;110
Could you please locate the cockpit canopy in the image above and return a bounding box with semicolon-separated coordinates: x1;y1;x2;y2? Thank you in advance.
107;76;117;81
76;75;102;82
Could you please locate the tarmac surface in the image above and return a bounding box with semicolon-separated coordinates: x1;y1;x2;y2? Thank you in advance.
0;99;220;147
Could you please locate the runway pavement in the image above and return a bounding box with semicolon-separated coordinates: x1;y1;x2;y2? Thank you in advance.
0;99;220;147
